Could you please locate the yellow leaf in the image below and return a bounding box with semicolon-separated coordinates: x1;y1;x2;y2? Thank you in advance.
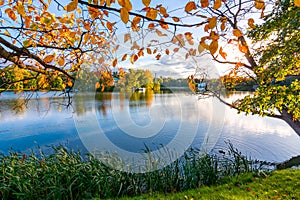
95;82;100;89
295;0;300;7
185;32;194;45
58;56;65;66
0;0;4;6
219;47;227;59
146;8;158;20
172;17;180;22
142;0;151;7
106;21;116;32
220;22;226;31
137;50;144;57
254;0;265;10
84;21;91;30
67;81;73;87
106;0;111;7
121;54;127;61
213;0;221;10
200;37;210;50
131;16;141;31
155;53;161;60
208;16;217;29
159;20;168;30
130;41;140;50
146;48;152;54
159;7;167;15
124;33;131;43
16;4;25;16
120;7;129;23
198;42;205;54
130;54;138;64
189;48;196;56
233;29;243;37
65;0;78;12
24;16;32;28
112;58;117;67
210;31;219;41
185;53;189;60
156;29;166;37
209;40;218;55
260;8;265;18
204;24;209;32
238;43;248;53
148;23;155;29
4;30;10;36
5;8;17;21
165;49;169;55
44;54;55;63
185;2;197;12
118;0;132;11
200;0;209;8
173;48;179;53
248;18;256;28
88;6;101;19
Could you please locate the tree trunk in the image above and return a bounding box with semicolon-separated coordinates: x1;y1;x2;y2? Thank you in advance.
281;109;300;137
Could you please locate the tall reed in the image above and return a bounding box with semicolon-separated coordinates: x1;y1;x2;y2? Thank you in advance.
0;144;272;199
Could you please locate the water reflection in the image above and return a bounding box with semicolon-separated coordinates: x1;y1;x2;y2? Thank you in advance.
0;91;299;163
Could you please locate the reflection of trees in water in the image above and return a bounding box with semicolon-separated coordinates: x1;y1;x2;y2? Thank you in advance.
0;92;72;118
98;91;153;116
95;93;113;116
128;90;153;108
73;93;95;116
0;98;26;116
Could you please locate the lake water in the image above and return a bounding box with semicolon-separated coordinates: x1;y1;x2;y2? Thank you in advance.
0;91;299;165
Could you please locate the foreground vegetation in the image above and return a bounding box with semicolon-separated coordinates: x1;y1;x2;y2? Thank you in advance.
121;169;300;200
0;144;280;200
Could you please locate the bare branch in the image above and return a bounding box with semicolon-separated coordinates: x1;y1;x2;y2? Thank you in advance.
211;55;252;70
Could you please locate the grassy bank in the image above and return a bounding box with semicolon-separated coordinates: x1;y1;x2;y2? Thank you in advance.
120;169;300;200
0;145;283;199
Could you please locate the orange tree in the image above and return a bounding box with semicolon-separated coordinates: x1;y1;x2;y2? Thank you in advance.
0;0;299;135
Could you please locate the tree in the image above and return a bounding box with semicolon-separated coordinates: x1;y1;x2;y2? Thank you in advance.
117;68;154;92
0;0;299;135
236;0;300;134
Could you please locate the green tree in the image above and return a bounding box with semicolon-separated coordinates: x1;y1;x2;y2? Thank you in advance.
118;69;154;92
235;0;300;134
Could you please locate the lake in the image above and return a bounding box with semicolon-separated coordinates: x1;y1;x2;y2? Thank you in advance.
0;91;299;167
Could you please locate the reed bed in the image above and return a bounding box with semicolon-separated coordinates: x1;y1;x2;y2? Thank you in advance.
0;143;272;199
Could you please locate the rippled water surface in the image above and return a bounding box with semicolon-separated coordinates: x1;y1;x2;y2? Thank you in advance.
0;91;299;163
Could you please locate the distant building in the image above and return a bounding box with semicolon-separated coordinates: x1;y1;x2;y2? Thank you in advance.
135;88;146;92
113;77;119;86
197;82;207;93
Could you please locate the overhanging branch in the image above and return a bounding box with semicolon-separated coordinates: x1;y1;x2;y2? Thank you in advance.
0;37;75;80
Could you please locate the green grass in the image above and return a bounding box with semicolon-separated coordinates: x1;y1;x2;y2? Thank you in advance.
119;169;300;200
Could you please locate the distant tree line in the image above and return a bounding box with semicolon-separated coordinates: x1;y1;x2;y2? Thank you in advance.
0;65;71;91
